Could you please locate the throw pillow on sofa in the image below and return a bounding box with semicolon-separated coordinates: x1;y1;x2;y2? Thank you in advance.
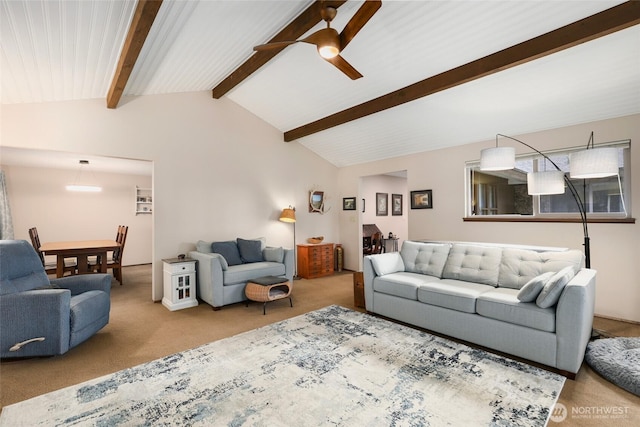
196;240;214;253
371;252;405;276
263;246;284;263
517;271;554;302
536;266;576;308
237;238;264;263
212;241;243;266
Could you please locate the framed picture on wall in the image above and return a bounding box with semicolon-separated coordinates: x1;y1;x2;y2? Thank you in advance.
392;194;403;216
343;197;356;210
376;193;388;216
410;190;433;209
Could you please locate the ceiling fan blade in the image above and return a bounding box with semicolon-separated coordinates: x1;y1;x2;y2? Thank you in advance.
339;0;382;50
325;55;363;80
253;40;299;52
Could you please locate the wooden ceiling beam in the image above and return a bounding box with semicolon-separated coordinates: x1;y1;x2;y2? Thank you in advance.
106;0;163;109
211;1;347;99
284;1;640;142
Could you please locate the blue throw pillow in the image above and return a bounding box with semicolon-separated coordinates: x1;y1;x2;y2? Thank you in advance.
211;241;242;266
237;238;264;263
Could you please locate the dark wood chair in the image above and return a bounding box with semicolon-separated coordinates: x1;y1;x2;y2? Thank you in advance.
90;225;128;285
28;227;77;276
363;231;383;255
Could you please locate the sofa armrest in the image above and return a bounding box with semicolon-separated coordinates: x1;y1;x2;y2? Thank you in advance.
50;274;112;296
188;251;226;308
0;290;71;357
555;268;596;373
363;255;378;312
283;248;294;282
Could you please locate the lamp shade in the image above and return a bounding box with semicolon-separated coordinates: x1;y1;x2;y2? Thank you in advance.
279;208;296;223
527;171;565;195
480;147;515;171
569;147;618;179
65;185;102;192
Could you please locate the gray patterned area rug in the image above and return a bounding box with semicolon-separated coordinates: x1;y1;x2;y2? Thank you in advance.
1;305;564;426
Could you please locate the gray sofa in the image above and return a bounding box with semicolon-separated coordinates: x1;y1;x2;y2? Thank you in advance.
189;238;293;310
364;240;596;376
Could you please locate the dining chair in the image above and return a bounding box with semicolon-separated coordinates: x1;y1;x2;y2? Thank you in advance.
363;232;383;255
90;225;128;285
28;227;77;276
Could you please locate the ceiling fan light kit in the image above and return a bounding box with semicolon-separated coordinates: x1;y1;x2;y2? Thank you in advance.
316;29;340;59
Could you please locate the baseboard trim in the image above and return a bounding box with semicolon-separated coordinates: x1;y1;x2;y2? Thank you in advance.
594;313;640;325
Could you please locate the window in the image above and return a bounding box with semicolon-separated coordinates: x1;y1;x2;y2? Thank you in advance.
465;140;631;220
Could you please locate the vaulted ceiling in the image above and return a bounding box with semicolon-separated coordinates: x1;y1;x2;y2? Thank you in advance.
2;0;639;168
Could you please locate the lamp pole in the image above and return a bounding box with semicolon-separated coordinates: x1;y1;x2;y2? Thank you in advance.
292;219;297;278
495;134;590;268
279;206;298;279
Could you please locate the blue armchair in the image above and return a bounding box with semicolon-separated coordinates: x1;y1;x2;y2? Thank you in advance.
0;240;111;358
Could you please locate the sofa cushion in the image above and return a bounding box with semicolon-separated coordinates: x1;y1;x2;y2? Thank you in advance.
263;246;284;263
498;248;584;289
400;241;451;278
212;241;243;266
196;240;213;253
477;288;556;333
441;244;502;286
536;266;575;308
371;252;405;276
373;272;437;300
417;279;494;313
223;262;286;285
237;238;264;263
517;272;554;302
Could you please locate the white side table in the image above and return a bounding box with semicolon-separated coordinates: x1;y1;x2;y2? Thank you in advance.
162;258;198;311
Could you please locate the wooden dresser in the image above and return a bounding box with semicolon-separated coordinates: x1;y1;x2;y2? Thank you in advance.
297;243;334;279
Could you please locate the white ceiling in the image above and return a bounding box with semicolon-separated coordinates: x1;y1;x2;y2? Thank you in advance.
1;0;639;170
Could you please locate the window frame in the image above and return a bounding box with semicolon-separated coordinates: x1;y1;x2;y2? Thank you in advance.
464;139;632;222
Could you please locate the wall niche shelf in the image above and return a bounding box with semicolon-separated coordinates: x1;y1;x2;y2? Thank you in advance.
135;186;152;215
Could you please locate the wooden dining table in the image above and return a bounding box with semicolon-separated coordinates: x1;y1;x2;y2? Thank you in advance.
40;240;121;278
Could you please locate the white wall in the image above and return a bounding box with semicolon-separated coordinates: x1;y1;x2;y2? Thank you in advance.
338;114;640;323
1;164;152;266
2;92;638;323
1;91;340;300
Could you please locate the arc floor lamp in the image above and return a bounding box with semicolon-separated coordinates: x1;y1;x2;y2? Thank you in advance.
480;132;619;269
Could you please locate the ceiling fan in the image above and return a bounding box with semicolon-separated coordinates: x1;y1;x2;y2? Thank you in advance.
253;1;382;80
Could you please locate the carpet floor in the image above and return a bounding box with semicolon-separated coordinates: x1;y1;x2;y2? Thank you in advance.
0;305;565;426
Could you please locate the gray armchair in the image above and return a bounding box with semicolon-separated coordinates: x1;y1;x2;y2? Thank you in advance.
0;240;111;358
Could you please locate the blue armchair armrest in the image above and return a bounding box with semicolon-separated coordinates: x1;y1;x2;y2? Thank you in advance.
0;289;71;357
50;273;112;296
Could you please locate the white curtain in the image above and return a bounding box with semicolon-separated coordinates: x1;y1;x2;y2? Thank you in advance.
0;170;15;239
